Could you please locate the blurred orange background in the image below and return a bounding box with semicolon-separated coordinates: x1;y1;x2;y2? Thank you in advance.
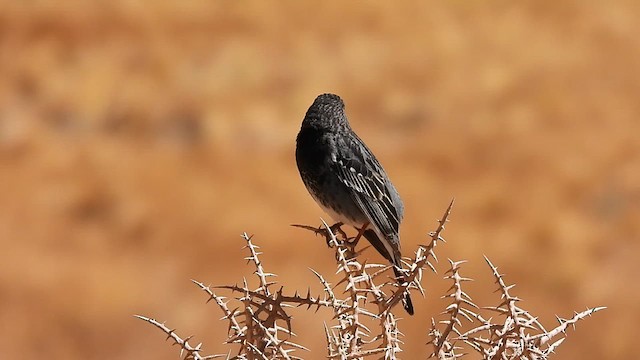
0;1;638;359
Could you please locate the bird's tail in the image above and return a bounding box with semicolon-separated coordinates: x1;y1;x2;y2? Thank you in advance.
363;229;414;315
393;266;414;315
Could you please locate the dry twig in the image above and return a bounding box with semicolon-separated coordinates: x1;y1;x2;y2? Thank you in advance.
137;200;603;360
428;257;605;359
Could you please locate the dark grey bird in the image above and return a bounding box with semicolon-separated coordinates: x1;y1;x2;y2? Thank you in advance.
295;93;414;315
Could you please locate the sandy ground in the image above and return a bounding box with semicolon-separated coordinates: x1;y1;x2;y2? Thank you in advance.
0;1;638;359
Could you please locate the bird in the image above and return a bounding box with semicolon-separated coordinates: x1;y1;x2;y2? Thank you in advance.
295;93;414;315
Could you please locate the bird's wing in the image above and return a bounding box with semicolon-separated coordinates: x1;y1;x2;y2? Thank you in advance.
332;133;403;247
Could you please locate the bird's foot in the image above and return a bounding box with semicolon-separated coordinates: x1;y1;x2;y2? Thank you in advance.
329;222;347;241
346;223;369;246
323;222;347;247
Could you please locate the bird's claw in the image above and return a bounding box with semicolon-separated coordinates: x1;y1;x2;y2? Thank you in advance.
345;235;360;246
329;222;347;241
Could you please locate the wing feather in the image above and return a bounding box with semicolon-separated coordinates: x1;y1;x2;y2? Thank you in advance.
332;134;403;246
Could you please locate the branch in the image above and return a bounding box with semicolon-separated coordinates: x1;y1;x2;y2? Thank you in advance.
134;316;226;360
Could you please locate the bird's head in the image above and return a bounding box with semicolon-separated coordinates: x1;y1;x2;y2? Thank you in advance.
301;93;350;132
